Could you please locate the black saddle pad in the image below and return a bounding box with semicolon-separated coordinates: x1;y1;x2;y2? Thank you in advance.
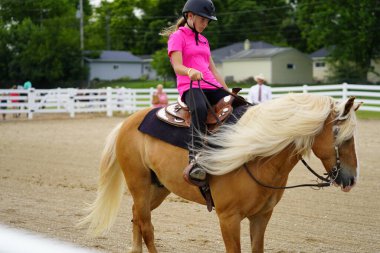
138;105;249;150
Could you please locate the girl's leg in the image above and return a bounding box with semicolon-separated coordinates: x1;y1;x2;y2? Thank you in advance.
183;89;208;182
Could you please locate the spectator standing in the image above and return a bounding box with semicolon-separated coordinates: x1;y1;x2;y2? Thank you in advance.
152;84;169;108
1;91;6;120
248;73;272;104
10;85;20;118
23;81;32;90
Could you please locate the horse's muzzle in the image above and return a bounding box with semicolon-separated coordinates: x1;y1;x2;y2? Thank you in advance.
332;167;357;192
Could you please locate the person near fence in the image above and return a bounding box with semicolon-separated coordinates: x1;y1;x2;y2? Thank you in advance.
248;73;272;104
10;85;20;118
23;81;32;90
161;0;229;184
1;91;6;120
152;84;168;108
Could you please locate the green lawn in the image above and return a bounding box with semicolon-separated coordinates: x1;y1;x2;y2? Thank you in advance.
356;110;380;120
93;80;176;89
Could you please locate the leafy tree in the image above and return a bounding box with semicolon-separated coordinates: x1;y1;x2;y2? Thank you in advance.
151;48;174;84
8;18;84;88
0;20;12;86
296;0;380;82
0;0;90;87
215;0;290;48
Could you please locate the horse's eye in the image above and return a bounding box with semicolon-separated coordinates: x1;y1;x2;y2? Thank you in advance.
333;126;339;136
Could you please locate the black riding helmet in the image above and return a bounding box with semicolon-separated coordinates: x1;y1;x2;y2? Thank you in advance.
182;0;217;21
182;0;217;45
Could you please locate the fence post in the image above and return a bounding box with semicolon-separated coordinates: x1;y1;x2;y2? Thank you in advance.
149;87;154;106
342;82;348;100
120;87;126;114
68;88;75;118
27;88;35;119
57;87;61;110
106;87;113;117
302;84;308;93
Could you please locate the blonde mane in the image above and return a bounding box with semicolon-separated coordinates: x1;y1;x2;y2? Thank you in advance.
196;93;357;176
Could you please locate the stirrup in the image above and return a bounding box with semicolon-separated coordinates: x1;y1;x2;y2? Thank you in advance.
183;160;207;187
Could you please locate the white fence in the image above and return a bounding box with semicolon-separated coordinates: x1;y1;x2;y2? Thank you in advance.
0;83;379;119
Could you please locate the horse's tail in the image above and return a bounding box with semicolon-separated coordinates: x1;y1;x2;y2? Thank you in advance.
78;122;124;236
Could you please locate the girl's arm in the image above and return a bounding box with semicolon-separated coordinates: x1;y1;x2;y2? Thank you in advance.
171;51;203;80
209;56;228;90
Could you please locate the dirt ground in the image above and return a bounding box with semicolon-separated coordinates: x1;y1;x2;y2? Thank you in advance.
0;113;379;253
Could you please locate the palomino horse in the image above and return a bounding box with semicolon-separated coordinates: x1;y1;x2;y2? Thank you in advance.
80;93;360;253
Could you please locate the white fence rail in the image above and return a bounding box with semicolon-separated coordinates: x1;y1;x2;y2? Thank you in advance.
1;83;379;119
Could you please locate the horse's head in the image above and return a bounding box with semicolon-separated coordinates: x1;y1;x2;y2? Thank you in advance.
312;97;361;192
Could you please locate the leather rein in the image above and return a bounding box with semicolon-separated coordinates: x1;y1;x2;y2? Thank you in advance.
243;122;344;190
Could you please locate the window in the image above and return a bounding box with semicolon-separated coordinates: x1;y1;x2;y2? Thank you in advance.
315;62;325;67
287;63;295;69
113;65;119;70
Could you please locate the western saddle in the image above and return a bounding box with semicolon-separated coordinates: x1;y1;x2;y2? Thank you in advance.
156;88;243;132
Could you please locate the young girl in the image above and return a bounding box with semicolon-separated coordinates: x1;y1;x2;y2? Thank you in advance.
152;84;168;108
161;0;228;184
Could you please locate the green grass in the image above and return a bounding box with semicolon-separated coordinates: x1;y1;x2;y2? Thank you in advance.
356;110;380;120
93;80;176;89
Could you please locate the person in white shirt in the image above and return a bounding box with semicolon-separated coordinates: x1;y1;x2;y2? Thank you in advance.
248;73;272;104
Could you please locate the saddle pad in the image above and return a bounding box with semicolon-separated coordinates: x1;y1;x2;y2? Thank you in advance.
139;108;190;150
138;105;250;150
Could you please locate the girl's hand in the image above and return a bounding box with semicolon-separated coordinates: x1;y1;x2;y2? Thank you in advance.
187;68;203;81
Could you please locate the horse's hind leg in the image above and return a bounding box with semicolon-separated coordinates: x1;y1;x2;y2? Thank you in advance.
128;176;170;253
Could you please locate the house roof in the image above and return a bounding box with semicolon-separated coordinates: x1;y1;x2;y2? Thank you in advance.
212;41;278;64
224;47;293;61
85;50;142;63
309;48;330;58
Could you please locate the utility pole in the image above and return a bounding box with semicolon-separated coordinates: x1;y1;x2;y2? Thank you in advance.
79;0;84;66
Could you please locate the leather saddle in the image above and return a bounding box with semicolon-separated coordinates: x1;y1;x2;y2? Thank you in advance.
156;88;242;132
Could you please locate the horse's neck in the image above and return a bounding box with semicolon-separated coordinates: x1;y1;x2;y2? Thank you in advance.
255;146;300;184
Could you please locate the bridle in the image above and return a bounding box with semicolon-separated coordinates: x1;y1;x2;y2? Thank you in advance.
244;115;346;190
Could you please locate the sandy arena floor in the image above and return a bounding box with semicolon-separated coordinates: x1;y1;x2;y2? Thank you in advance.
0;113;379;253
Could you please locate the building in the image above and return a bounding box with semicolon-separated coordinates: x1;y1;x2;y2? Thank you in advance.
212;40;313;84
84;51;144;81
310;48;380;84
309;48;331;83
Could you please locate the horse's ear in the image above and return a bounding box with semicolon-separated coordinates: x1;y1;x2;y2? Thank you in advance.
342;97;355;117
354;101;363;111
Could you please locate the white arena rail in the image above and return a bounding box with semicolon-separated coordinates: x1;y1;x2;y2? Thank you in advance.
0;83;379;119
0;225;98;253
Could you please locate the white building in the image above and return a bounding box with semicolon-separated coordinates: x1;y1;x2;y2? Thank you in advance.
212;40;313;85
85;51;147;81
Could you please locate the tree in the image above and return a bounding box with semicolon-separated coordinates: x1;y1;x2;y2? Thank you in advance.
151;48;174;84
0;0;90;87
296;0;380;82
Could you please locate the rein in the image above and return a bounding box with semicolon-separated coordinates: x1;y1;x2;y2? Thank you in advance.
243;161;332;190
200;78;254;106
243;121;344;190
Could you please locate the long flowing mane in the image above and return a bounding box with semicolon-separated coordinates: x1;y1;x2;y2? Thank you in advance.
196;93;357;176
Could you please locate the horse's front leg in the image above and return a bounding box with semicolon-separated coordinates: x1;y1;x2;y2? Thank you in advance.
248;210;273;253
218;213;242;253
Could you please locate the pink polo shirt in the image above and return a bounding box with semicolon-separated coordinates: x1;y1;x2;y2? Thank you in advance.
168;26;222;96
